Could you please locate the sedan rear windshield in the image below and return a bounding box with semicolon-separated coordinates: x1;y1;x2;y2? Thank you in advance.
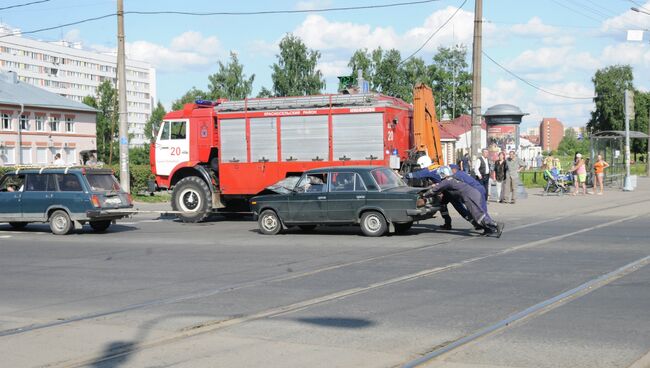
86;174;121;192
371;168;406;190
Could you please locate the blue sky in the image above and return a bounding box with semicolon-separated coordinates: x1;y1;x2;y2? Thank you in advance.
3;0;650;129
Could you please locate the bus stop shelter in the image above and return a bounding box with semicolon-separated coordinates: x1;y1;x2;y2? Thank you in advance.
590;130;649;188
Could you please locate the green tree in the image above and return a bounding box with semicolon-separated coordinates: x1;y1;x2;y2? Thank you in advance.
145;101;166;143
208;52;255;100
632;91;650;158
84;80;118;164
429;45;472;119
557;128;590;156
589;65;634;132
271;34;324;96
256;86;274;98
128;146;150;165
171;87;209;111
348;48;406;98
399;57;429;103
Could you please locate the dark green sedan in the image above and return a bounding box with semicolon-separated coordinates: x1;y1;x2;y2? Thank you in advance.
250;166;439;237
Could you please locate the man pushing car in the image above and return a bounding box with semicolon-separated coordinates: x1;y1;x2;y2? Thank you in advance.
423;166;504;238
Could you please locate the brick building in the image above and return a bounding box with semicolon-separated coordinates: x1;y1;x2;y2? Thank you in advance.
0;71;97;166
539;117;564;151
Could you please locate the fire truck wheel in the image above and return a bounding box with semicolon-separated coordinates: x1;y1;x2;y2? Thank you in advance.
360;211;387;237
258;210;282;235
172;176;212;223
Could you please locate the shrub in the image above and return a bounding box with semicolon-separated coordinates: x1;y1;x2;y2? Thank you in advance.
109;164;155;194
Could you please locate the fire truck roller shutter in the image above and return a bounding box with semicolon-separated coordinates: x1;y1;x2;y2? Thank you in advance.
250;118;278;162
281;115;328;162
220;119;247;163
333;113;384;161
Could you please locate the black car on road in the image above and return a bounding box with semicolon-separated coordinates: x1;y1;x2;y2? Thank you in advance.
250;166;439;237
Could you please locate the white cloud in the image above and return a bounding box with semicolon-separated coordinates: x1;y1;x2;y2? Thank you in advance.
63;29;82;43
92;31;225;73
286;6;483;54
510;17;558;37
601;42;650;66
600;2;650;35
317;60;349;78
295;0;332;11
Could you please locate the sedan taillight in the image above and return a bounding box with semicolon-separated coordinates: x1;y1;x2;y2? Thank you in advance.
127;194;133;205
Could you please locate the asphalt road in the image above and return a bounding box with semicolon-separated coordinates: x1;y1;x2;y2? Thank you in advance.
1;181;649;368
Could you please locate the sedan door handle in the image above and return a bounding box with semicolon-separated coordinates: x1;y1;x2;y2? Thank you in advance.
317;196;327;200
356;195;365;199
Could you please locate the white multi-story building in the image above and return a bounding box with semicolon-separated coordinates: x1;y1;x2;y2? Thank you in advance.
0;25;156;146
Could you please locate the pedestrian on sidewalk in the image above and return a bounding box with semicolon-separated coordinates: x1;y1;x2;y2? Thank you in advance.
592;154;609;195
494;151;507;202
503;150;525;204
473;148;490;201
571;153;587;195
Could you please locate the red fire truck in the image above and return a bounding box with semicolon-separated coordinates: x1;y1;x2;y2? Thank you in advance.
150;84;443;222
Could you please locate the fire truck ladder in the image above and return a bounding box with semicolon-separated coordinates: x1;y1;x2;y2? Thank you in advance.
215;93;386;112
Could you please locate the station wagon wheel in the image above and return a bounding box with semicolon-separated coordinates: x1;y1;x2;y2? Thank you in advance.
89;220;112;232
9;222;28;230
258;210;282;235
360;211;387;237
49;210;73;235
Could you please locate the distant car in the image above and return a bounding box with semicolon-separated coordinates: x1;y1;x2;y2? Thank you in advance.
250;166;439;237
0;167;133;235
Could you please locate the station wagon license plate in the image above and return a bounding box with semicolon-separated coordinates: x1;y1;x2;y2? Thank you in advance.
105;197;122;205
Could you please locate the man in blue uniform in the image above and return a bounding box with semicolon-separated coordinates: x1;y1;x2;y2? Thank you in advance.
405;159;478;230
449;164;487;213
423;166;504;237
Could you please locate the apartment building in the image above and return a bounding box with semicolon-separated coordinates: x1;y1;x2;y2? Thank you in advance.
539;117;564;151
0;71;97;166
0;25;156;146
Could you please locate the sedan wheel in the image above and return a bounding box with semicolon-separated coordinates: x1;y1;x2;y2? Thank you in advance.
258;210;282;235
360;211;387;237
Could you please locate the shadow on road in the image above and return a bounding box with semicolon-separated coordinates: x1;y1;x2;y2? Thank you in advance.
294;317;375;329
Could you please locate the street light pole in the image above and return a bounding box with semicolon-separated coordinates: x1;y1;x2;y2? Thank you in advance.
117;0;130;192
470;0;483;160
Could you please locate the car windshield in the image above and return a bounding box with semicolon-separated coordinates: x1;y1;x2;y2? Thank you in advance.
266;176;301;194
371;167;406;190
86;174;121;192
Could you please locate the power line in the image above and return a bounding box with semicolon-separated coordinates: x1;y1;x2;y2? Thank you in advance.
400;0;468;64
0;0;444;39
0;13;115;39
0;0;50;12
127;0;444;16
482;51;596;100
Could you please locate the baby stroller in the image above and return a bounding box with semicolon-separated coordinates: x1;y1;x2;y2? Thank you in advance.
543;168;570;196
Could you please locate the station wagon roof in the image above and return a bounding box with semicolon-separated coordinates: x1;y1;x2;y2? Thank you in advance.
1;166;113;175
304;166;386;174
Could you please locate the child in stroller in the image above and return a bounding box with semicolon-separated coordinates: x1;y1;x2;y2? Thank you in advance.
543;167;571;195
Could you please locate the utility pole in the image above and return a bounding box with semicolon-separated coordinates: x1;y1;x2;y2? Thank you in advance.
117;0;130;192
470;0;483;159
623;89;633;191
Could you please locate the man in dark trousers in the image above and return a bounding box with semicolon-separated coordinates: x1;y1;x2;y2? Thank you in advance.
424;166;504;237
449;164;487;213
405;159;478;230
473;149;491;201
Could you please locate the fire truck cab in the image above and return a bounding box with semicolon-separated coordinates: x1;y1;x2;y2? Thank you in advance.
151;88;441;222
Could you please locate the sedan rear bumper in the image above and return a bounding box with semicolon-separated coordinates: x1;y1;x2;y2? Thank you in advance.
406;205;439;220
